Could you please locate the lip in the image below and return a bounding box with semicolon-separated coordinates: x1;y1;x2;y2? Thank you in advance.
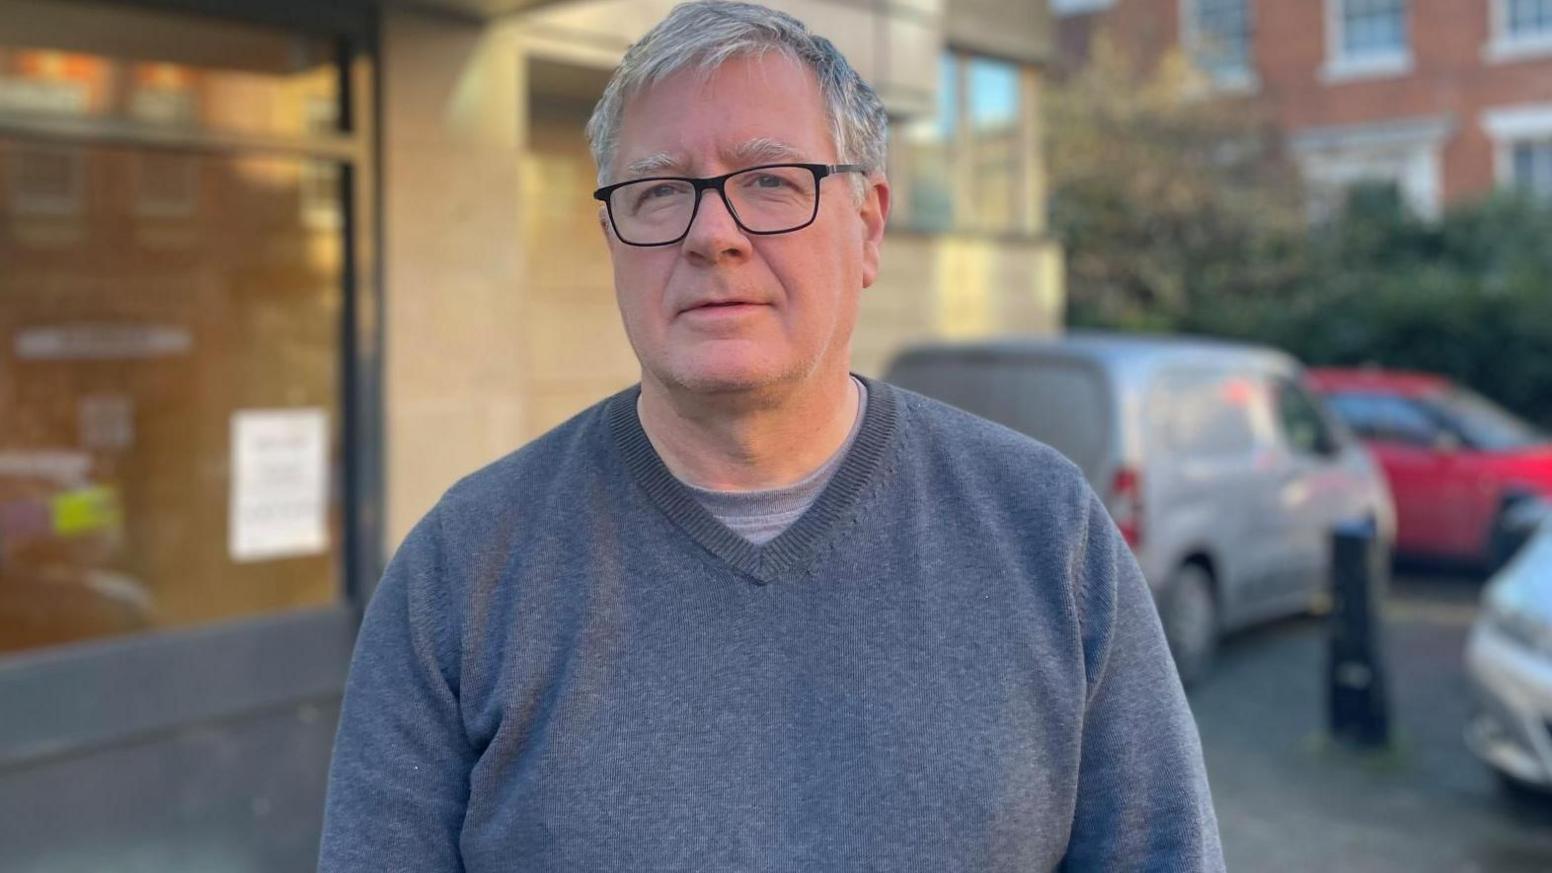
678;300;769;316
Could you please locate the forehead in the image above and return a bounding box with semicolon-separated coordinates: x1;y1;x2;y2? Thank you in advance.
614;52;835;175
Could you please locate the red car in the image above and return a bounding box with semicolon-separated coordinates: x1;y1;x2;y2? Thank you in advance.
1308;368;1552;568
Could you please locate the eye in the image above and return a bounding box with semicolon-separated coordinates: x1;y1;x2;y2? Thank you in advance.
748;173;795;190
628;181;688;211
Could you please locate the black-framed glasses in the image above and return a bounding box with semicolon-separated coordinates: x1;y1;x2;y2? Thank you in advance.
593;162;865;247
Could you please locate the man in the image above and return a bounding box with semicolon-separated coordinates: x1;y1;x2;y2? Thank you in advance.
319;2;1225;871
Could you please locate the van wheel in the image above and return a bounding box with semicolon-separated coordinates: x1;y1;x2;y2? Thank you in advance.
1162;563;1218;688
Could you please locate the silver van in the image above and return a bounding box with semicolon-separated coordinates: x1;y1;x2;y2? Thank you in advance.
885;332;1396;684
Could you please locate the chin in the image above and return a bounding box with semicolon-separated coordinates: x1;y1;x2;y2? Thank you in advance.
666;367;782;396
655;351;806;398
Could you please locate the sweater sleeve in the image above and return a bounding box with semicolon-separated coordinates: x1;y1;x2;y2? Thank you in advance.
1059;490;1227;872
318;506;475;872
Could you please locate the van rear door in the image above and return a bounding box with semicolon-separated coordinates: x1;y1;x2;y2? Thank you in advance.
885;351;1113;488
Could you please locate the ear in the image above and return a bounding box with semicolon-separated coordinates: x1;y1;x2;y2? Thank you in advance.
597;206;612;241
859;174;891;290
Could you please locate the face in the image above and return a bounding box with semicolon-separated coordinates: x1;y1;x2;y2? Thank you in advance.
602;53;889;399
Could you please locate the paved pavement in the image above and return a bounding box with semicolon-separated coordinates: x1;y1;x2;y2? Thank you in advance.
1188;569;1552;873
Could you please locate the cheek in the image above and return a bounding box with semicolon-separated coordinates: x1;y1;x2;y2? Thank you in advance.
808;227;864;298
612;260;671;328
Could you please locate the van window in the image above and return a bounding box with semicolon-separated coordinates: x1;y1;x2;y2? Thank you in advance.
1273;379;1339;456
1149;368;1257;459
886;355;1111;481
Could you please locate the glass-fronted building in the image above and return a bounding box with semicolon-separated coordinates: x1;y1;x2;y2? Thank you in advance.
0;1;1060;868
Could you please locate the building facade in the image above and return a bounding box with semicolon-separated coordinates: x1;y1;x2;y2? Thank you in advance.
0;0;1060;868
381;0;1062;547
1054;0;1552;218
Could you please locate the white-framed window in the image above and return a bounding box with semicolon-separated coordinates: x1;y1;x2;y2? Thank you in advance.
1182;0;1256;90
1323;0;1411;82
1481;103;1552;200
1485;0;1552;62
1510;140;1552;199
1290;116;1450;221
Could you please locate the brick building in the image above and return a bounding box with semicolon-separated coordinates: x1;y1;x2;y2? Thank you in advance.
1054;0;1552;218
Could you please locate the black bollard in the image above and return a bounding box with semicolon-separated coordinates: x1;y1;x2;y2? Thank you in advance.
1327;518;1392;749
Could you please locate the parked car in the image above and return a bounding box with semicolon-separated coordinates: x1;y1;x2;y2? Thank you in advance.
885;332;1396;684
1308;368;1552;569
1466;514;1552;796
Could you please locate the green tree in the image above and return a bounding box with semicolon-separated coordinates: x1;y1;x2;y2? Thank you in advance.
1046;36;1307;331
1225;188;1552;427
1050;36;1552;428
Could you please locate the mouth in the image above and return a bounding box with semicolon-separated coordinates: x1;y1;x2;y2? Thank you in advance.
680;300;768;315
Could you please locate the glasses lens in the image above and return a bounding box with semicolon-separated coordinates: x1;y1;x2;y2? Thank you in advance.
725;166;817;233
608;178;696;244
605;167;821;244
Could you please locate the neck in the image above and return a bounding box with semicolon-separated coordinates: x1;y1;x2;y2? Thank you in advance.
636;369;861;491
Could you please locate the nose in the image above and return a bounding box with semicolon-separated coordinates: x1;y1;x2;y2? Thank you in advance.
680;184;751;263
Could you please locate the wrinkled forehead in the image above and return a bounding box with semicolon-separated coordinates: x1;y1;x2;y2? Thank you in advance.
612;53;834;177
620;138;810;178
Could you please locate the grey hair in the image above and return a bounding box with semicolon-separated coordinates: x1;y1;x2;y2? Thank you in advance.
585;1;888;190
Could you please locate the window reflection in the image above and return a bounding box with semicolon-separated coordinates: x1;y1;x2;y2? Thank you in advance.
0;140;346;653
6;143;82;218
893;56;957;232
892;52;1033;234
0;0;340;140
967;57;1022;234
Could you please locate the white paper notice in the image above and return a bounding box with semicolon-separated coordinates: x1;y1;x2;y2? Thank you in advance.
229;408;329;562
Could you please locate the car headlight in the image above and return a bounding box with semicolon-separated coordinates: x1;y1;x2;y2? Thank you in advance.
1486;598;1552;661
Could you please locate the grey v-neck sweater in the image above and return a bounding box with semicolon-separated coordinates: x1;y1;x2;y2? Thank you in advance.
687;377;867;545
319;378;1224;872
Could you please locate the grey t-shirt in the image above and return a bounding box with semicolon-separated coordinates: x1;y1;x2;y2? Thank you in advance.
684;377;867;545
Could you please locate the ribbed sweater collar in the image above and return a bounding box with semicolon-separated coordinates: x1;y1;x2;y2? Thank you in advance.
605;375;898;585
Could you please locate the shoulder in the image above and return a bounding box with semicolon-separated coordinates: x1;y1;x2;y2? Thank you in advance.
434;389;620;524
389;389;625;596
374;390;626;669
879;379;1114;592
875;381;1133;681
879;379;1145;656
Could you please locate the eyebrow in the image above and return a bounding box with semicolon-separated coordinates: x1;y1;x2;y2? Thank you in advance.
727;137;807;166
619;138;810;179
621;152;681;177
